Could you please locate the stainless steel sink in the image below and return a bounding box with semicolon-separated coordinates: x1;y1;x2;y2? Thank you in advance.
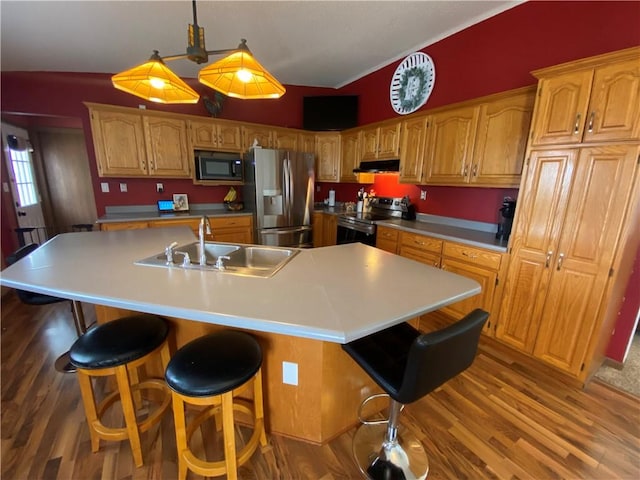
135;242;299;278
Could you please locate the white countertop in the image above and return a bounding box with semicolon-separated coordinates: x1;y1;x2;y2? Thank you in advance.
0;228;481;343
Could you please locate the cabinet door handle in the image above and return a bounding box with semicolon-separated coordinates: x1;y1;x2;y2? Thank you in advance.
462;251;478;259
556;253;565;271
462;164;468;177
545;250;553;268
587;112;595;133
472;164;478;177
573;113;582;134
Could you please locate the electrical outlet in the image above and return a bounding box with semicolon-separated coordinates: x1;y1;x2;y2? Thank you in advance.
282;361;298;385
100;182;109;193
156;183;164;193
316;185;321;192
120;183;127;193
420;190;427;200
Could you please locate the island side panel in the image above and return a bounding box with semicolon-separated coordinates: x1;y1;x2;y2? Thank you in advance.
94;305;373;444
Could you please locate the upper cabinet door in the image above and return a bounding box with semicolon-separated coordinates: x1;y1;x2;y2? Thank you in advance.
216;123;243;151
471;89;534;186
423;104;479;185
144;117;191;177
242;125;274;150
90;109;148;177
273;128;299;150
584;59;640;142
377;122;401;159
360;126;379;161
530;70;593;146
340;130;361;183
399;115;428;184
190;120;218;149
315;133;341;182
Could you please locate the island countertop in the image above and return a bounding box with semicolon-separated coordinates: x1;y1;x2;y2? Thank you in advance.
0;227;480;343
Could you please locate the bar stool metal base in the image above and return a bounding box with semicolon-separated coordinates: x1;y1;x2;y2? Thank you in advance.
54;351;76;373
353;423;429;480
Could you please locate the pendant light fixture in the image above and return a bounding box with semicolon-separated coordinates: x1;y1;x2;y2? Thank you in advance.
111;0;285;104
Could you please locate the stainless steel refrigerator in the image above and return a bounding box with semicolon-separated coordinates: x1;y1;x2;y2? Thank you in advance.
243;148;315;247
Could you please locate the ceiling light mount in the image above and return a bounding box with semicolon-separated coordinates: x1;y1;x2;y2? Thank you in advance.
112;0;285;104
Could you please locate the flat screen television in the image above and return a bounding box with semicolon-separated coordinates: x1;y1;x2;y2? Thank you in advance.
303;95;359;131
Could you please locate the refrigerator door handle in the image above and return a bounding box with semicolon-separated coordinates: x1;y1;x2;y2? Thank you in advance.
283;156;291;222
287;156;294;222
263;226;312;235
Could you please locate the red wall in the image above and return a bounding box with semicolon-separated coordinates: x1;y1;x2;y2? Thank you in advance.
2;1;639;356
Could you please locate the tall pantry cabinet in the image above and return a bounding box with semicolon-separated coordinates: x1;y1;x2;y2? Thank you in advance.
496;47;640;382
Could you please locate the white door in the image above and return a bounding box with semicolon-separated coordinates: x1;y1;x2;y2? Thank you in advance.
1;123;47;244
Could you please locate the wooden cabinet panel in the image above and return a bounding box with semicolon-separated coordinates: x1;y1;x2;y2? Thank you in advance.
148;218;201;237
360;122;401;161
299;133;316;154
442;242;502;271
399;231;442;267
472;89;534;186
144;117;191;177
530;70;593;146
89;109;147;177
243;125;274;150
316;133;341;182
376;226;399;254
531;50;640;145
399;116;428;184
322;214;337;247
497;145;639;376
585;58;640;142
274;129;298;150
190;119;243;151
340;131;361;183
532;145;639;374
440;257;497;323
424;105;479;184
100;221;149;231
313;212;324;248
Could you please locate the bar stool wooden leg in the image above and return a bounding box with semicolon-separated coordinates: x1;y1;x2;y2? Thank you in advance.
115;365;143;467
76;372;101;453
221;391;238;480
253;367;268;447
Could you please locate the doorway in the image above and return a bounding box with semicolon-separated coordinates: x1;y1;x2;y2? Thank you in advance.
31;127;97;234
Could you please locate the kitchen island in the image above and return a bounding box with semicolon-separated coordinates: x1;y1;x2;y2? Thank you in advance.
0;227;480;443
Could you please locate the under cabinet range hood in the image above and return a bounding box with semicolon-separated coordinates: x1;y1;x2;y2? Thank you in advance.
353;159;400;173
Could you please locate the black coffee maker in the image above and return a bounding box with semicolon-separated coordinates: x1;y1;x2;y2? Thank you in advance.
496;198;517;241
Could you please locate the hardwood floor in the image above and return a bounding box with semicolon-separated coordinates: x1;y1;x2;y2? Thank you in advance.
1;291;639;479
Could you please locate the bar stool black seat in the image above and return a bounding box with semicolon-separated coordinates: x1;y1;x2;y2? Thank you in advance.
165;330;267;480
5;243;88;373
69;314;172;467
342;309;489;480
71;224;94;232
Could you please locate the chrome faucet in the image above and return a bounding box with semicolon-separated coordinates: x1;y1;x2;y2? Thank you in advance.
198;216;212;266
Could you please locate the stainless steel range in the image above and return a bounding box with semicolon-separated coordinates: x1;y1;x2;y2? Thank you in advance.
336;196;410;246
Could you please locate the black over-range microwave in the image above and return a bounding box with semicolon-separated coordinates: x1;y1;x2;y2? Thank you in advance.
195;150;243;181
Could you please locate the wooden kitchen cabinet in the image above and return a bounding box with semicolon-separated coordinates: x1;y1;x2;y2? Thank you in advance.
398;231;442;267
399;115;429;184
530;47;640;146
315;133;341;182
143;116;192;177
360;120;402;160
439;242;503;335
496;145;640;376
376;225;399;254
242;124;275;150
87;103;191;178
340;130;361;183
88;107;148;177
100;221;149;231
209;215;253;243
312;213;337;247
190;119;242;151
313;212;324;247
397;229;503;335
423;104;479;185
273;128;299;150
298;132;316;154
471;87;535;186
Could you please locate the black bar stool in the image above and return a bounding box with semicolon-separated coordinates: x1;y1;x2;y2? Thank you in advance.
342;309;489;479
71;223;94;232
165;330;267;480
69;314;172;467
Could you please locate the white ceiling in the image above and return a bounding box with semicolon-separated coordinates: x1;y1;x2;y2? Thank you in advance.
1;0;522;89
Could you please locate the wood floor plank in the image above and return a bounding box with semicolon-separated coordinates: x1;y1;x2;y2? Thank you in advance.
2;291;639;479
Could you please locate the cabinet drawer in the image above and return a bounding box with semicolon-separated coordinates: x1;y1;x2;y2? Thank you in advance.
377;226;399;242
442;242;501;270
209;215;252;229
400;232;443;254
